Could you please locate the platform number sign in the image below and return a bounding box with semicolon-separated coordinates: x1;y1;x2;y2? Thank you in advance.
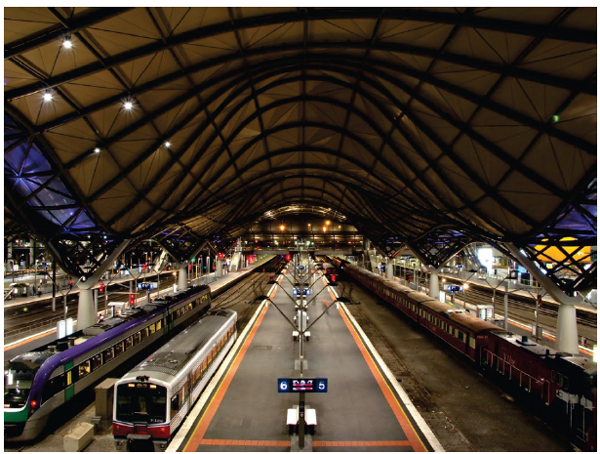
278;378;327;393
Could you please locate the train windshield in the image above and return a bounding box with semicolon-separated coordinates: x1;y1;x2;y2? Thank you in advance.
116;383;167;424
4;372;32;409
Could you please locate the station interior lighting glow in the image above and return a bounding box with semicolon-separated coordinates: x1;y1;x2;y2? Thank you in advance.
43;91;52;102
124;101;133;110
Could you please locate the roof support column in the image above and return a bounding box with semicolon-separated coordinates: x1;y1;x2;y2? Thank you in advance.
77;288;95;330
429;267;441;300
385;257;393;280
216;258;223;277
504;243;581;354
76;239;131;331
178;264;188;291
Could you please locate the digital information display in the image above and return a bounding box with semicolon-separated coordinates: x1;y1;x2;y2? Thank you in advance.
278;378;327;393
444;284;462;292
138;282;158;290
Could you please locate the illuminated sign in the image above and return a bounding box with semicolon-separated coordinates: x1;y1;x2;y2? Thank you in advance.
278;378;328;393
138;282;158;290
444;284;462;292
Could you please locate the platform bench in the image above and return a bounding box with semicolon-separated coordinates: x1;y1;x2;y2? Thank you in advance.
63;422;94;452
286;407;317;435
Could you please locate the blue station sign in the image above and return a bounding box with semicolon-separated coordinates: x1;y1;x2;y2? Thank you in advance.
278;378;328;393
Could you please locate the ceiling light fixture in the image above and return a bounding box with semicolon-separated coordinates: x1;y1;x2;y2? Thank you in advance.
94;147;101;153
124;100;133;110
164;141;171;148
42;91;53;102
62;36;73;49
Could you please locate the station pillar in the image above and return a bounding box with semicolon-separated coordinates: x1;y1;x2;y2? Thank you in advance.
178;265;188;291
556;304;579;353
77;288;95;329
216;259;223;277
429;267;440;299
504;243;581;354
385;257;393;280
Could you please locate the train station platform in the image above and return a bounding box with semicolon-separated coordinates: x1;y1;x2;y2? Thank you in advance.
169;263;442;452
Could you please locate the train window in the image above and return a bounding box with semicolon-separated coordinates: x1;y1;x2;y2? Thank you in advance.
115;341;125;357
171;393;180;418
202;359;208;373
457;331;465;342
551;371;569;389
141;328;148;340
149;324;156;335
133;332;141;345
125;336;133;350
156;319;162;330
104;347;114;362
469;338;476;349
78;361;91;379
91;354;103;371
66;371;72;386
43;375;65;401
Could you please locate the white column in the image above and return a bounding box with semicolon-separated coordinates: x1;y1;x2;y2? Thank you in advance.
556;304;579;354
178;265;188;291
430;267;440;299
216;259;223;277
77;288;95;330
385;257;393;279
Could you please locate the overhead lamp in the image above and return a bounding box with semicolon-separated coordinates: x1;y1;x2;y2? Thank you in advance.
123;100;133;110
325;220;330;225
164;141;171;148
94;147;101;153
62;36;73;49
279;225;285;232
42;91;53;102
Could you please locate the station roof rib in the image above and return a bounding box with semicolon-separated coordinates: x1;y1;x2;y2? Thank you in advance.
4;7;597;247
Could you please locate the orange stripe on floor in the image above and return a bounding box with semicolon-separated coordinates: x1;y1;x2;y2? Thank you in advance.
183;290;276;452
338;304;428;452
198;439;410;447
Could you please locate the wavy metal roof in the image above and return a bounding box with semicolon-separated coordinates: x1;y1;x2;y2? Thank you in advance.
4;7;597;251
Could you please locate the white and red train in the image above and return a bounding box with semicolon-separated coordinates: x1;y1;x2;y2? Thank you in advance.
112;309;237;451
332;258;596;451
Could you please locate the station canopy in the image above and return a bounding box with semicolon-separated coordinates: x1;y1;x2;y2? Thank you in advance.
4;7;597;250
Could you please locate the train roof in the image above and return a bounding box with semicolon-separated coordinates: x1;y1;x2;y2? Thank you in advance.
557;354;597;376
123;310;236;380
492;331;596;375
421;299;505;334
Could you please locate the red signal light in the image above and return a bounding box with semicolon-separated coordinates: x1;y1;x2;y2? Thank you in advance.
285;254;291;261
129;293;136;305
217;252;224;259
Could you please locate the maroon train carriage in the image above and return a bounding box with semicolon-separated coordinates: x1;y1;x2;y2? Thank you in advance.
336;260;596;451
